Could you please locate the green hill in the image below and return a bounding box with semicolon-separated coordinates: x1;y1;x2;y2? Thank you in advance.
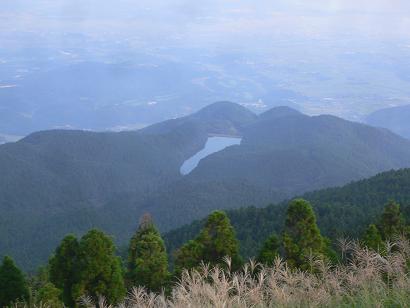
0;102;254;270
143;108;410;232
140;101;257;136
164;168;410;260
3;102;410;271
0;123;207;270
190;110;410;192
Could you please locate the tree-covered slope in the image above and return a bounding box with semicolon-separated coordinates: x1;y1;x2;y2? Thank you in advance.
140;101;257;136
164;168;410;260
0;102;256;270
366;104;410;140
144;108;410;234
189;110;410;193
3;102;410;271
0;122;207;271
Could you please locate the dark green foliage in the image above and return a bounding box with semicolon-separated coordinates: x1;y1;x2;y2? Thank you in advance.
72;229;126;305
149;109;410;237
37;282;63;308
127;214;169;292
174;240;204;276
49;230;125;305
256;234;280;265
165;169;410;262
175;211;241;273
282;199;327;270
4;103;410;272
49;234;79;307
379;201;406;240
362;224;384;252
197;211;241;267
0;256;29;307
0;122;207;271
184;110;410;195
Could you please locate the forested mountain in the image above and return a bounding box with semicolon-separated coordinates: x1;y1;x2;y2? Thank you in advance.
188;110;410;192
139;101;257;136
0;102;254;270
0;124;205;271
366;104;410;139
141;107;410;230
3;101;410;270
164;168;410;261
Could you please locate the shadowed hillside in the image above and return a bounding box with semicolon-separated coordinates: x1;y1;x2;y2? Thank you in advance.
2;102;410;270
164;168;410;260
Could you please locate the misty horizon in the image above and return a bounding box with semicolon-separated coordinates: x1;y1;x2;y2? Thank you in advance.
1;0;410;137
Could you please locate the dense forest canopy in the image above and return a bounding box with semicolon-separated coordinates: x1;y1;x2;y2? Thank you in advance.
2;102;410;271
165;168;410;260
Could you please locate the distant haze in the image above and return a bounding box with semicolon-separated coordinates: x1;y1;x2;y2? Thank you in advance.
1;1;410;135
2;1;410;42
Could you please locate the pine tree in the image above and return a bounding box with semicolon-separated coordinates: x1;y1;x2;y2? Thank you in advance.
256;234;280;265
174;240;204;276
175;211;242;273
37;282;64;308
127;214;169;292
379;201;405;240
72;229;126;305
197;211;241;267
0;256;29;307
282;199;327;271
49;234;79;307
362;224;384;252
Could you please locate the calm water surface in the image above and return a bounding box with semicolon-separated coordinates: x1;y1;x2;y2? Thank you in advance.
180;136;241;175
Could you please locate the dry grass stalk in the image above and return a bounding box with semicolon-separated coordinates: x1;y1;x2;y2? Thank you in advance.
15;239;410;308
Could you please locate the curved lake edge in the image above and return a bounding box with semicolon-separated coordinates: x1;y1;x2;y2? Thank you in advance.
180;136;242;175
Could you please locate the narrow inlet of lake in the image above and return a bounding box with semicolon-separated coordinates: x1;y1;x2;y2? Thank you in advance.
180;136;242;175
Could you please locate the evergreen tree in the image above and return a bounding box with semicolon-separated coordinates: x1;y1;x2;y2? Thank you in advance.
37;282;63;308
197;211;241;267
72;229;126;305
0;256;29;307
174;240;204;276
49;234;79;307
362;224;384;252
379;201;405;240
256;234;280;265
127;214;169;292
282;199;327;271
175;211;242;273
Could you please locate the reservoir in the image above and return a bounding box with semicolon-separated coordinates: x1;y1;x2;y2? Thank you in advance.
180;136;242;175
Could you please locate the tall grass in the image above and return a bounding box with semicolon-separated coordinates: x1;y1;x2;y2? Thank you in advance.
78;238;410;308
14;238;410;308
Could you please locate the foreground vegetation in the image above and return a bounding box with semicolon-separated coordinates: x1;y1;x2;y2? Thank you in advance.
1;199;410;307
6;238;410;307
84;238;410;307
165;168;410;261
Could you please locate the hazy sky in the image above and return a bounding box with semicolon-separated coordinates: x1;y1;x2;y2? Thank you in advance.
1;0;410;126
2;0;410;48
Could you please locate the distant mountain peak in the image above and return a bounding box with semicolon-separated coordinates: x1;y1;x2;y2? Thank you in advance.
189;102;256;136
142;101;256;136
259;106;302;120
198;100;239;110
366;104;410;140
193;101;256;119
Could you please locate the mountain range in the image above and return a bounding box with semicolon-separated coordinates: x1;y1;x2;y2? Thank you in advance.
2;101;410;270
